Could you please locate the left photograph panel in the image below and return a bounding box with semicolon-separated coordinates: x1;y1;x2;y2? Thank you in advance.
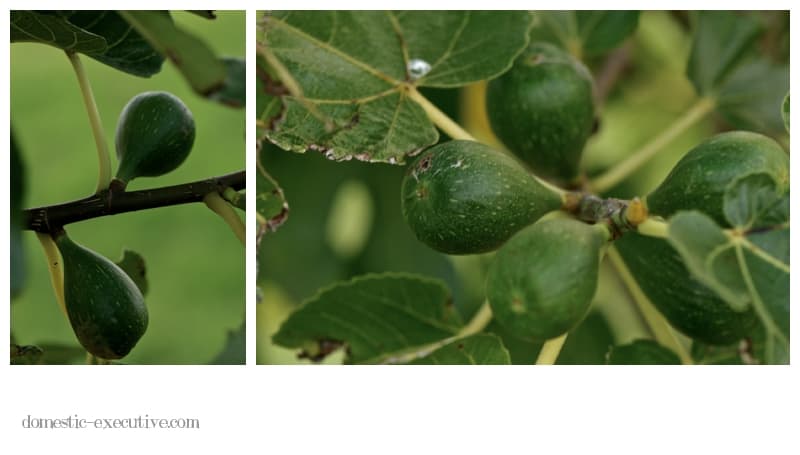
10;11;246;365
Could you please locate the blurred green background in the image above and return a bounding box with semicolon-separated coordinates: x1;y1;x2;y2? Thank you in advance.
11;11;245;364
258;11;789;364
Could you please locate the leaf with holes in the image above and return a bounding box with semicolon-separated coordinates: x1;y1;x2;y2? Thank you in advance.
530;11;639;57
409;334;510;365
259;11;531;163
11;11;164;77
272;273;462;364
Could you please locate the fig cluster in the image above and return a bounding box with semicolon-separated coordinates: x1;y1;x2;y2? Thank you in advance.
402;37;788;348
57;91;197;359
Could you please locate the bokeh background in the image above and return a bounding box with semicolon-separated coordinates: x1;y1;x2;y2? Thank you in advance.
258;11;789;364
11;11;245;364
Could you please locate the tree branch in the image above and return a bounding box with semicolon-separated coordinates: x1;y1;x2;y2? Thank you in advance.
24;170;245;233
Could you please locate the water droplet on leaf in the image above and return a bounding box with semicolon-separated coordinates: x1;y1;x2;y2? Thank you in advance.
407;59;431;80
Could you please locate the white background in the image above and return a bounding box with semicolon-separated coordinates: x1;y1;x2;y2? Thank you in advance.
2;2;798;454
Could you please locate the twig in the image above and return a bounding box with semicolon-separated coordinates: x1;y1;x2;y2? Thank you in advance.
24;170;245;234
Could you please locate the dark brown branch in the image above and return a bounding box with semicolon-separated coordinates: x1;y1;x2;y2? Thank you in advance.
24;170;245;234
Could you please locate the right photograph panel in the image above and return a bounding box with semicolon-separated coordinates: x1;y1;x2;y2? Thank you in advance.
257;11;790;365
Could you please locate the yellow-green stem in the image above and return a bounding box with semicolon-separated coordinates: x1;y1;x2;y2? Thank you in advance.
408;86;476;141
204;192;246;246
607;246;693;364
636;217;669;239
590;97;715;193
457;302;493;338
66;51;111;193
535;333;568;365
36;233;67;316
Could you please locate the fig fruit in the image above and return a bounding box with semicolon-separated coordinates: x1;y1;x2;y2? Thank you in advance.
401;140;562;255
115;91;196;184
646;131;788;227
486;42;595;182
486;218;609;341
55;233;148;359
615;232;760;345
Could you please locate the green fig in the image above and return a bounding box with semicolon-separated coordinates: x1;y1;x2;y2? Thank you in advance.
55;233;148;359
646;131;788;227
401;140;562;255
486;42;595;182
606;339;681;365
486;218;609;341
615;232;760;345
115;91;196;184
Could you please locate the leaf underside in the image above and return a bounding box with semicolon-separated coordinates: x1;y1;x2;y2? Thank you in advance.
259;10;532;163
11;10;164;77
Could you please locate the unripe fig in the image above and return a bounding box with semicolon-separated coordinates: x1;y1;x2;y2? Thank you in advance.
615;232;760;345
115;91;196;184
486;42;595;182
402;140;562;255
646;131;788;227
55;233;148;359
486;218;609;341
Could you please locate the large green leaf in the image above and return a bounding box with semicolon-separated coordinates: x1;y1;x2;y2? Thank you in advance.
10;131;26;298
409;334;510;365
272;273;463;364
259;11;531;163
530;11;640;57
11;11;164;77
686;11;762;96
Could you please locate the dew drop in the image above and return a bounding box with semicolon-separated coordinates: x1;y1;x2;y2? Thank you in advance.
407;58;431;80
